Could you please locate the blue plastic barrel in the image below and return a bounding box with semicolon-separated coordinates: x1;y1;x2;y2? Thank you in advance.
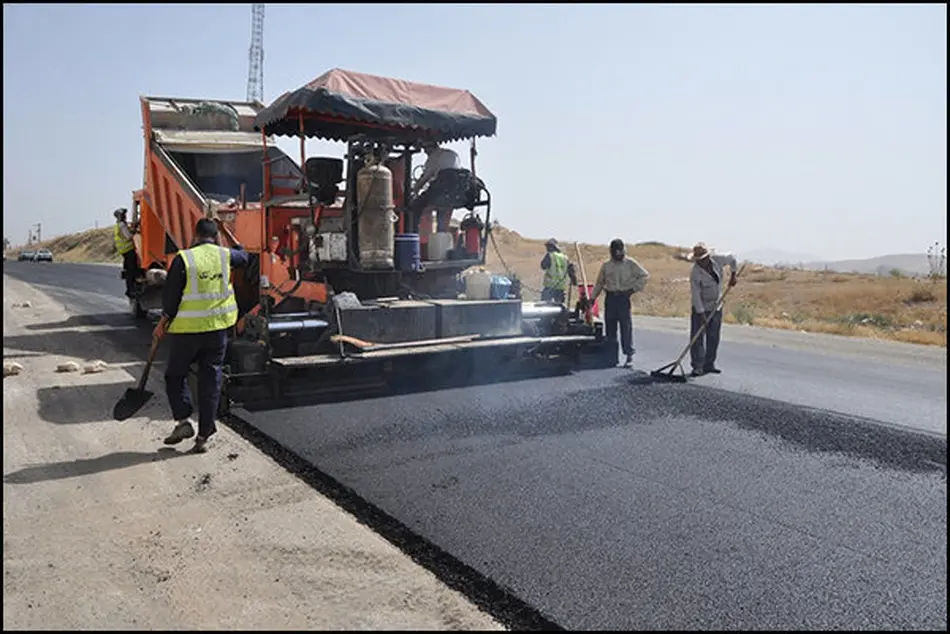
394;233;422;272
490;275;512;299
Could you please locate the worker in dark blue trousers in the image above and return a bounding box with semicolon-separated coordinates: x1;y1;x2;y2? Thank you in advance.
586;238;650;368
152;218;249;453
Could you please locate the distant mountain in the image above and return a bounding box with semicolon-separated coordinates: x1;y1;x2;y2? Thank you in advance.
741;248;823;267
742;248;933;277
800;253;931;277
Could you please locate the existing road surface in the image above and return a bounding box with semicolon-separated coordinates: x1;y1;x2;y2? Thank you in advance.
5;260;947;630
2;267;501;631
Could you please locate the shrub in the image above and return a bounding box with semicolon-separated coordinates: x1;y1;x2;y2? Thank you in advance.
732;303;755;325
836;312;894;329
927;241;946;281
907;285;937;304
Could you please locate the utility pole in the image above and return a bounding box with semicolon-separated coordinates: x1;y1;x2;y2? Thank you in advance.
246;4;265;103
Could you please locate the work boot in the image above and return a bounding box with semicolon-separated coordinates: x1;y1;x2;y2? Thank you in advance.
690;368;705;377
191;436;209;454
622;354;634;369
164;420;195;445
703;366;722;374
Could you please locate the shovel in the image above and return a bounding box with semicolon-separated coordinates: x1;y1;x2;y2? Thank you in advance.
113;333;163;421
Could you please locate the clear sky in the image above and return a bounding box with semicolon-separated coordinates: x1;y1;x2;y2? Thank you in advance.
3;3;946;260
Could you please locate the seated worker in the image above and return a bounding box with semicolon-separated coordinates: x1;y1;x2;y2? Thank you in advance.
407;142;462;234
540;238;577;304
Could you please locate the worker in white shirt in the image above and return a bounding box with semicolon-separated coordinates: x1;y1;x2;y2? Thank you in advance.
586;238;650;368
687;242;738;376
408;142;462;234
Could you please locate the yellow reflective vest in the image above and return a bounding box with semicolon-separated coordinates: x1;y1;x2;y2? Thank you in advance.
167;243;239;334
114;222;135;255
543;250;569;291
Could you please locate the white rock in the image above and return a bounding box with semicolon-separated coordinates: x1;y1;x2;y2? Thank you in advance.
83;359;109;374
82;360;109;374
56;361;82;373
3;361;24;377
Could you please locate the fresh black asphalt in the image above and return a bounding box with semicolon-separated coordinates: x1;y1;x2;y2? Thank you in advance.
5;260;946;630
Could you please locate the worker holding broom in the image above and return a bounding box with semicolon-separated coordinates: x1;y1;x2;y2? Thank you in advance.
686;242;738;377
152;219;249;453
585;238;650;368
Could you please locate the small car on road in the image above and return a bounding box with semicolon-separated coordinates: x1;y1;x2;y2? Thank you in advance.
32;249;53;263
18;250;35;261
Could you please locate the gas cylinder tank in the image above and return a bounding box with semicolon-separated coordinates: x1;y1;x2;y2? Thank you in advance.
356;162;395;269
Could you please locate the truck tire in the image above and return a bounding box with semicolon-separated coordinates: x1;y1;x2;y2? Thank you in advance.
130;296;147;319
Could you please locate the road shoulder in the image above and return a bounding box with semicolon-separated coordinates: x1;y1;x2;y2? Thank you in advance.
2;273;502;631
633;314;946;369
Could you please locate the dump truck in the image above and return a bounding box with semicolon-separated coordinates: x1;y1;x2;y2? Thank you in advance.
127;69;614;411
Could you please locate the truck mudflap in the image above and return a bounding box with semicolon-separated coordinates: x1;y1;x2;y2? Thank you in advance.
223;334;615;411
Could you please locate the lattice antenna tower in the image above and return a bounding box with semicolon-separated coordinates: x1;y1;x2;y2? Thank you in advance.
246;4;265;103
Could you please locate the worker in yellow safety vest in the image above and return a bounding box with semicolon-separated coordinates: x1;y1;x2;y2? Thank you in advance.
153;218;249;454
113;208;138;297
540;238;577;305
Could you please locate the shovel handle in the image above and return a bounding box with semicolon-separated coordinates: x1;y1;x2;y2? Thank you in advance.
138;334;163;391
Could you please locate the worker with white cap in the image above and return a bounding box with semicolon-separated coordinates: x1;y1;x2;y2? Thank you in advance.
408;141;462;234
687;242;738;376
113;208;137;297
540;238;577;304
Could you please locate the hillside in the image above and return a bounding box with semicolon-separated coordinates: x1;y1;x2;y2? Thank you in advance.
8;225;947;347
484;227;946;346
801;254;931;277
8;227;122;264
744;249;933;277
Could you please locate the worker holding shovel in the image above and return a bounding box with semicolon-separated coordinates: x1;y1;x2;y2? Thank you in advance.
686;242;738;377
154;219;249;453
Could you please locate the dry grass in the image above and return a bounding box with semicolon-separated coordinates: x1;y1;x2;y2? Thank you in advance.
9;225;946;347
7;227;121;264
485;226;947;348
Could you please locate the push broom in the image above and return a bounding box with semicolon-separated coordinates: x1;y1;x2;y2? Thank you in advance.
650;263;746;383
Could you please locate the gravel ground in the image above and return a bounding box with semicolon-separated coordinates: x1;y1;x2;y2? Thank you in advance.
2;273;503;631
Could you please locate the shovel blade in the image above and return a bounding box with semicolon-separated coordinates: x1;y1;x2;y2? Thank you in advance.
113;387;153;421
